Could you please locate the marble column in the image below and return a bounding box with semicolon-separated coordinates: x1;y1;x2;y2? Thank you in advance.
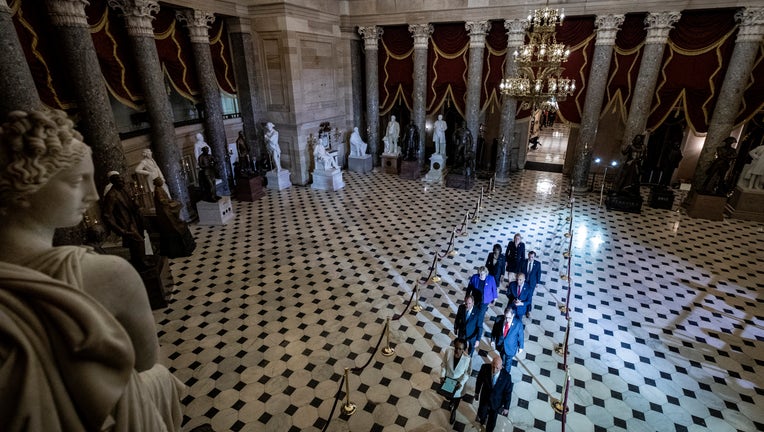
692;7;764;191
496;19;527;185
177;9;231;195
358;26;382;166
409;23;433;167
228;17;265;164
570;14;624;193
108;0;193;221
464;21;491;147
46;0;126;192
345;27;364;129
621;11;681;149
0;0;41;117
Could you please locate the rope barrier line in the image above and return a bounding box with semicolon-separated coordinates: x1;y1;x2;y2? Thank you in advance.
393;289;417;320
320;375;346;432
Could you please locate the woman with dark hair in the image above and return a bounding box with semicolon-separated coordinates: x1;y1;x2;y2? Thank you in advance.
440;337;471;424
485;243;506;286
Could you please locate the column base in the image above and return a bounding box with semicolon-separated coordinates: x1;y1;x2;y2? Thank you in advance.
726;186;764;222
683;190;726;221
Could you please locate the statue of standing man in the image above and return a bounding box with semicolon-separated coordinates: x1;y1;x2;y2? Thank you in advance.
386;115;400;155
433;114;447;155
265;122;282;172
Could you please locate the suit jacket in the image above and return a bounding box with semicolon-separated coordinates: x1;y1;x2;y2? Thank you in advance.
505;241;525;274
520;258;542;290
455;305;481;342
475;363;513;412
485;252;506;285
491;316;524;359
468;274;498;306
440;347;472;398
507;281;532;316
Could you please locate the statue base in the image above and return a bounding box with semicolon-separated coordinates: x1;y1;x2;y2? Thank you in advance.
605;191;643;213
312;168;345;191
683;191;726;221
445;173;475;190
197;195;234;225
266;169;292;190
424;153;447;183
648;187;674;210
399;160;420;180
381;154;400;174
348;154;373;173
139;255;174;310
234;176;265;202
726;186;764;222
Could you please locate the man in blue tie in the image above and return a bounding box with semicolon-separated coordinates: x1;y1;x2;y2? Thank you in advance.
454;295;481;356
474;356;513;432
520;251;542;319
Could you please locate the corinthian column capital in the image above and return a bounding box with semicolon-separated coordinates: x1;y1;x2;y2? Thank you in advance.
504;19;529;48
594;14;624;46
465;20;491;48
176;9;215;44
735;7;764;43
358;26;383;51
46;0;89;27
108;0;159;37
408;24;433;49
644;11;681;44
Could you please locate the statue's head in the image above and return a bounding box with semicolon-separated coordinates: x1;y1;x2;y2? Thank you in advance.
196;132;203;141
266;122;274;130
142;149;152;158
391;115;396;121
0;109;90;215
438;114;443;120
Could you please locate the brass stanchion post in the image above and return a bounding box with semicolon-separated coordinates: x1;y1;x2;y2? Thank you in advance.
447;228;458;257
412;284;423;312
430;253;441;283
341;368;357;415
381;317;395;356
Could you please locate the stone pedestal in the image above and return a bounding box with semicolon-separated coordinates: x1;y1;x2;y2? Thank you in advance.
266;169;292;190
382;154;400;174
348;154;373;173
139;255;174;310
726;186;764;222
605;192;643;213
234;176;265;201
424;153;447;183
648;187;674;210
400;160;420;180
197;196;234;225
312;168;345;191
445;173;475;190
683;191;726;221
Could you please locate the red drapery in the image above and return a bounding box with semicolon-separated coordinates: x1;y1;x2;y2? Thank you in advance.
209;19;236;96
552;16;596;124
604;13;647;125
482;21;507;114
378;25;413;115
427;23;469;117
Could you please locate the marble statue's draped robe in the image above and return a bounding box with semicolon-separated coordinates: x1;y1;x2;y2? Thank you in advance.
0;246;184;431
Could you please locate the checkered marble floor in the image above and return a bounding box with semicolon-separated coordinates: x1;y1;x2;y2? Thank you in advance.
154;169;764;432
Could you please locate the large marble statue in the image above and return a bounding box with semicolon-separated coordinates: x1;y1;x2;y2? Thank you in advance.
314;140;339;171
349;127;368;157
153;177;196;258
701;137;738;195
402;122;420;161
0;109;184;431
135;148;169;195
613;134;646;195
386;115;401;153
193;132;208;162
739;144;764;190
265;122;282;172
103;171;148;268
197;146;220;202
236;130;254;178
433;114;447;155
452;122;473;169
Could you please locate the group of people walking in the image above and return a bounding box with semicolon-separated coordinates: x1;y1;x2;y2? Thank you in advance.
440;233;543;431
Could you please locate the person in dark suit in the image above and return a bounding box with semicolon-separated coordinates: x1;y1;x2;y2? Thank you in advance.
474;356;513;432
490;306;524;374
454;295;481;356
485;244;506;287
519;251;542;318
507;273;532;318
505;233;525;280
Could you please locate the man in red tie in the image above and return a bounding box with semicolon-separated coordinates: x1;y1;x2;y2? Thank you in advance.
489;306;524;375
507;273;532;318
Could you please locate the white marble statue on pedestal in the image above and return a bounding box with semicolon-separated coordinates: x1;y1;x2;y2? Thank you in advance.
433;114;447;155
265;122;282;172
193;133;208;162
314;141;339;171
349;127;368;157
385;115;400;155
738;144;764;190
134;149;170;195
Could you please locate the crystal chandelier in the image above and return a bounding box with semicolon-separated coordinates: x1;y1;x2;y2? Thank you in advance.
499;6;576;110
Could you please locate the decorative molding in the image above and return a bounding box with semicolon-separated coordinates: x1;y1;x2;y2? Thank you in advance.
594;14;624;46
504;19;529;48
644;11;680;44
46;0;89;27
176;9;215;44
465;20;491;48
358;26;382;51
108;0;159;38
736;7;764;43
408;23;433;49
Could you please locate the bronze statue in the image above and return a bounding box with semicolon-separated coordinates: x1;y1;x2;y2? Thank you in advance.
102;172;147;268
235;130;255;178
701;137;738;195
613;134;646;195
198;146;220;201
402;122;420;161
153;177;196;258
452;122;473;171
